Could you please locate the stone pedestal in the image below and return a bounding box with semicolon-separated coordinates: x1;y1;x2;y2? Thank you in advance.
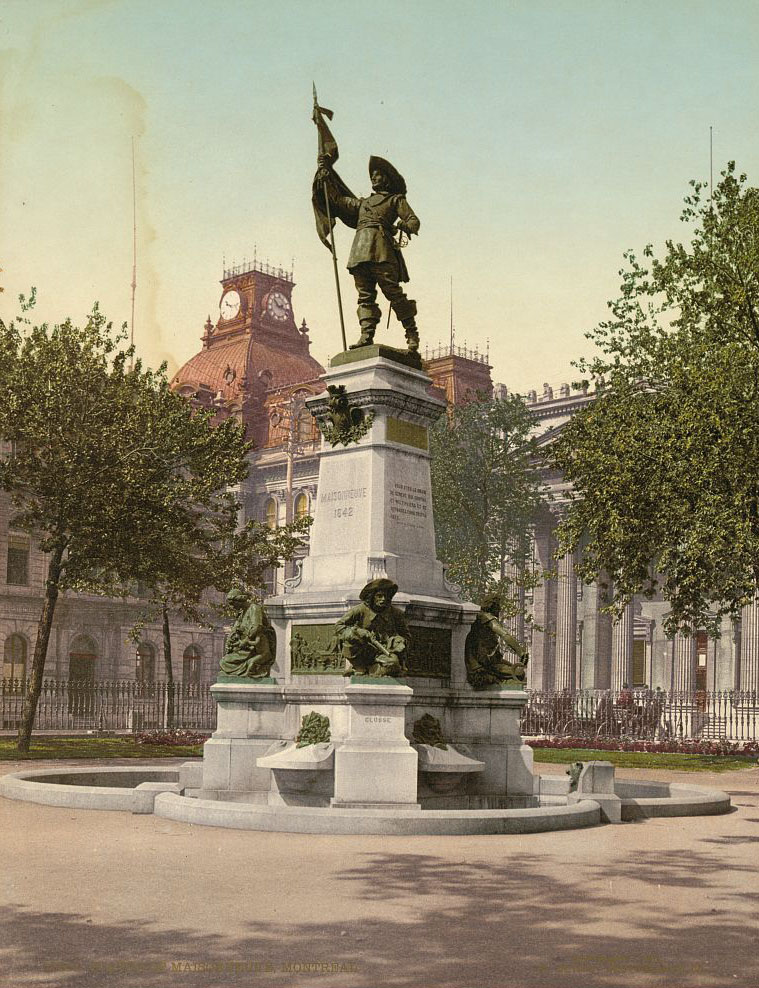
200;683;285;802
299;346;451;598
568;760;622;823
446;688;534;803
266;346;479;686
332;681;418;809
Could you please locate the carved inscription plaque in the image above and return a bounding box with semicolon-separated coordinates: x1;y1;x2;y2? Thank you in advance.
386;417;428;450
318;485;368;522
406;625;451;679
388;482;429;528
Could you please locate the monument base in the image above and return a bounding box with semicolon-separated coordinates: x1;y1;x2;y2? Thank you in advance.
332;682;419;808
199;350;536;812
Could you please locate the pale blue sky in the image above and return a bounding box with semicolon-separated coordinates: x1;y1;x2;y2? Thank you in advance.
1;0;757;390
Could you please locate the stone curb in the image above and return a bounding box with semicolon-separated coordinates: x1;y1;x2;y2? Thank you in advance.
152;791;602;835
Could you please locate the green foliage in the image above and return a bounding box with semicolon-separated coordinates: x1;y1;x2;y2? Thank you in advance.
554;164;759;636
0;302;249;594
429;393;546;612
0;300;306;745
411;713;448;749
530;747;757;773
0;736;205;760
318;411;375;446
295;711;331;747
127;514;310;645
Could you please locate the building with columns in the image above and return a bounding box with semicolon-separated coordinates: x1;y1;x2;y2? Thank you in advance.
523;385;744;693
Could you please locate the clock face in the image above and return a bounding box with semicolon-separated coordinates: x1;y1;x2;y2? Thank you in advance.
220;290;241;321
266;290;291;322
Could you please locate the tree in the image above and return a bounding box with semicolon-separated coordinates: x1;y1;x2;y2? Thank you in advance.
0;302;298;749
429;393;546;617
553;163;759;637
128;515;309;726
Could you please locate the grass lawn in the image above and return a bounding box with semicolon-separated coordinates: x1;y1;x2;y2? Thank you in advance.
531;746;759;772
0;736;205;760
1;737;756;772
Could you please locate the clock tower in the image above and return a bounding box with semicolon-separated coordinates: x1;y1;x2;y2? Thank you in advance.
173;258;325;446
205;259;311;360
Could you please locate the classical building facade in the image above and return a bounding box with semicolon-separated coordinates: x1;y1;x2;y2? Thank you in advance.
0;483;224;696
523;384;743;693
2;260;754;694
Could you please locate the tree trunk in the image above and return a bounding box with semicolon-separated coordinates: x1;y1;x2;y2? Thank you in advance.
162;604;174;729
17;544;65;753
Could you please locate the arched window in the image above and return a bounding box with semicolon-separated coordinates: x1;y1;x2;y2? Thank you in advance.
136;642;155;683
3;634;27;682
265;498;277;530
183;644;202;686
294;492;309;522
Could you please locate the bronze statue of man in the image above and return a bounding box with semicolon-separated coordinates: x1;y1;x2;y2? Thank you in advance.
334;578;410;677
464;592;529;690
317;155;420;353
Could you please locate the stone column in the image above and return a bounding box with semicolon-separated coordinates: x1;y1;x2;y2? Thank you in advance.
529;521;556;689
739;598;759;691
502;558;525;643
673;632;696;693
554;550;577;689
580;580;612;689
611;602;634;690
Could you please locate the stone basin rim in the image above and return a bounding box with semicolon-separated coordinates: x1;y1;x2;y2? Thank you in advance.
0;766;732;834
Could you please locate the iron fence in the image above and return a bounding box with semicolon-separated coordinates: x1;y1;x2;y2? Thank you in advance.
6;679;756;743
1;679;217;733
521;688;759;742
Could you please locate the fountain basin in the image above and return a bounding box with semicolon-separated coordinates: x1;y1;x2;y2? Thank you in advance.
0;765;731;834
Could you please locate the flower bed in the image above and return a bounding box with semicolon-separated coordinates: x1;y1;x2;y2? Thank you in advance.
135;730;210;748
527;736;759;757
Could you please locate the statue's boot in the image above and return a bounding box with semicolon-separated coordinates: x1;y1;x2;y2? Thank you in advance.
404;321;420;353
351;305;380;349
393;298;419;353
349;327;376;349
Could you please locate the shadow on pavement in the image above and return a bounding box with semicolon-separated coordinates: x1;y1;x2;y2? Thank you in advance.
3;848;757;988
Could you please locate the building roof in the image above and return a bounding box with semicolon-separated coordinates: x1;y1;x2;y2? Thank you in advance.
171;336;324;397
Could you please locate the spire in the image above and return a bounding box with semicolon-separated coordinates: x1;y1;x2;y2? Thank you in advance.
130;137;137;370
449;275;454;351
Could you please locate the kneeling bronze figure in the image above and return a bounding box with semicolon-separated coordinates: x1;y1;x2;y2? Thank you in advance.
334;578;410;678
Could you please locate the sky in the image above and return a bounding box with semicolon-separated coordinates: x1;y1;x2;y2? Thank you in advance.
1;0;758;392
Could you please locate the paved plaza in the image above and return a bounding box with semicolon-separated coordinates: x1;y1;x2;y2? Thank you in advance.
1;760;758;988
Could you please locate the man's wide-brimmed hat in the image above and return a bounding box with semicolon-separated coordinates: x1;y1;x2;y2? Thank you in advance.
226;587;249;604
481;591;502;614
368;156;406;196
359;578;399;603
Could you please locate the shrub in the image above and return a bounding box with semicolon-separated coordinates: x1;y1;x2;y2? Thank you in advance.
526;736;759;757
134;730;210;747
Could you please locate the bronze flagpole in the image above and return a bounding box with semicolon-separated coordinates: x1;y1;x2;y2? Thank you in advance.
313;85;347;351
